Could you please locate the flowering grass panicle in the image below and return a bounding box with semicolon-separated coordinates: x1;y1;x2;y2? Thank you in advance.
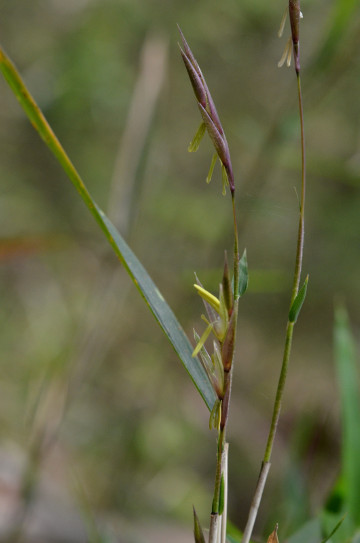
178;26;235;196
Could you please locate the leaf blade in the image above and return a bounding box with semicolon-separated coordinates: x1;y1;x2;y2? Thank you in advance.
334;304;360;523
0;45;217;412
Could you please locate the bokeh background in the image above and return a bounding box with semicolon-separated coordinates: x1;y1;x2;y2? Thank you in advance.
0;0;360;541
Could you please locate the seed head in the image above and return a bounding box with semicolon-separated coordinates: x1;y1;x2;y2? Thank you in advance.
178;26;235;194
278;2;303;73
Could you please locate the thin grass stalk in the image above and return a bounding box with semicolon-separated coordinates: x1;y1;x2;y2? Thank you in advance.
209;427;226;543
241;39;306;543
220;443;229;543
209;194;239;543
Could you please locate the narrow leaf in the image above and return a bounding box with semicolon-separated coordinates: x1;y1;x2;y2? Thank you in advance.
0;45;217;412
193;507;206;543
320;511;354;543
334;305;360;523
289;275;309;323
321;514;346;543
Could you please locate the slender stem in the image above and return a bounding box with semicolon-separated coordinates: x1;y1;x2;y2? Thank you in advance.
241;462;271;543
214;426;226;511
209;191;240;543
264;321;294;462
221;443;229;543
209;424;226;543
210;514;221;543
241;72;306;543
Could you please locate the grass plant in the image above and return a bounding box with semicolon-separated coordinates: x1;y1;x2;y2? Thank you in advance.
0;2;359;543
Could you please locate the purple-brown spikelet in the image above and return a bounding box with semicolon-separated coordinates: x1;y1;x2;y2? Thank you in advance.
289;0;301;73
178;26;235;194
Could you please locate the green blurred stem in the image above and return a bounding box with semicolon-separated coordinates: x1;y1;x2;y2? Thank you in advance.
241;72;306;543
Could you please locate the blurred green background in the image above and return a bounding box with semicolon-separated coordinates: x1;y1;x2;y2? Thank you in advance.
0;0;360;541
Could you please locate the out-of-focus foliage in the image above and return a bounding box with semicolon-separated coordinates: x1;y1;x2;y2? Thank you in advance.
0;0;360;541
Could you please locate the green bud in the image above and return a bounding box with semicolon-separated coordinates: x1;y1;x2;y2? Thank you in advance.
289;274;308;323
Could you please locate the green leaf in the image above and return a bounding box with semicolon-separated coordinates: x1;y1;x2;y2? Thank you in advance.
193;507;206;543
321;514;346;543
237;249;249;298
320;510;354;543
289;275;309;323
334;304;360;524
0;45;217;412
